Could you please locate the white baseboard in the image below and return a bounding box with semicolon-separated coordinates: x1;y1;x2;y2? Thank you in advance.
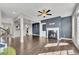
32;34;39;36
60;38;72;40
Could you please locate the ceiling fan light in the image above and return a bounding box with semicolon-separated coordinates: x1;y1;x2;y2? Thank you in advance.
42;13;47;16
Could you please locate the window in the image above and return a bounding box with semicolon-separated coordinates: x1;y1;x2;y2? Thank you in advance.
42;24;46;31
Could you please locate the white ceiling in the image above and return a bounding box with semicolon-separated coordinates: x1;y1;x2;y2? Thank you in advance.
0;3;76;22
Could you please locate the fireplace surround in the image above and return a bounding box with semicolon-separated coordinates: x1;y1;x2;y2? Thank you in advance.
47;28;59;40
48;30;57;39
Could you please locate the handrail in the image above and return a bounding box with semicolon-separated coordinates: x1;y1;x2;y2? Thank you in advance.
0;27;9;34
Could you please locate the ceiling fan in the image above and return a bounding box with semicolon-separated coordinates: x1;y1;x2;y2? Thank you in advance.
38;9;52;18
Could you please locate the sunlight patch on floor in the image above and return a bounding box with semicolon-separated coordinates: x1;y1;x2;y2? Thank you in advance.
68;49;75;55
38;49;75;55
44;43;57;48
60;50;67;55
38;51;60;55
44;42;69;48
59;43;69;46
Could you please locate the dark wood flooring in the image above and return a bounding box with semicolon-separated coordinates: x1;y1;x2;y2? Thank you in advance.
5;35;79;55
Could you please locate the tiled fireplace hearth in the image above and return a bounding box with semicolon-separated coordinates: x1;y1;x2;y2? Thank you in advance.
47;28;59;40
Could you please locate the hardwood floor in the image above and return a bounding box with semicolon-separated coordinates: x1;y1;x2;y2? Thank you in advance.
6;35;79;55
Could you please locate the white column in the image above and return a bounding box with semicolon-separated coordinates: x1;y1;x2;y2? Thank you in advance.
77;16;79;45
20;17;24;43
0;10;2;26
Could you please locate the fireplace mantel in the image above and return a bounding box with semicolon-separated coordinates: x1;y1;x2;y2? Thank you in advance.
47;28;59;40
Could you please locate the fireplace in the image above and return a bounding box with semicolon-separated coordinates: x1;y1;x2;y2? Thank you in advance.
48;30;57;39
47;28;59;40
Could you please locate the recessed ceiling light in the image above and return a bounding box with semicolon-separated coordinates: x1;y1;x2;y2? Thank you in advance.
12;11;16;14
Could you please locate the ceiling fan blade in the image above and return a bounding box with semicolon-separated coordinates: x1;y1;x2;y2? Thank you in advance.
38;11;42;13
47;14;52;15
46;10;51;13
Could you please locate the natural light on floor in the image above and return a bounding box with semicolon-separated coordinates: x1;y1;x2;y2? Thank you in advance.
44;43;69;48
38;49;75;55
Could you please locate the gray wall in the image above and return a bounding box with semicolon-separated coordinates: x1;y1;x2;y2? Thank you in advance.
41;19;46;23
41;16;72;38
46;16;62;38
61;16;72;38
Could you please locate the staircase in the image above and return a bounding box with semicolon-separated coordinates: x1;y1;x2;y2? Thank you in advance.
0;27;8;53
